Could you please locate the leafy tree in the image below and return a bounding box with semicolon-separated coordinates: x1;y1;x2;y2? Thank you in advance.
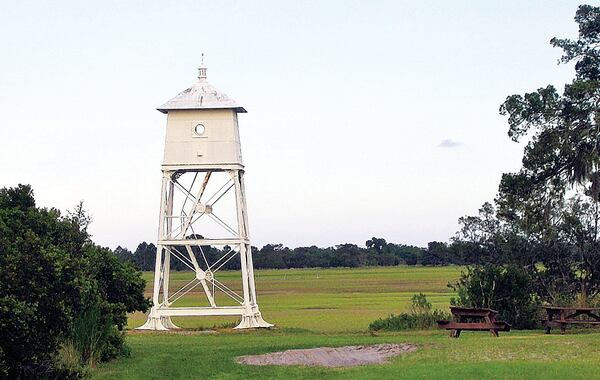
451;265;541;329
452;5;600;327
451;202;543;328
546;196;600;302
499;5;600;205
453;202;535;268
496;4;600;303
366;237;387;254
0;185;85;377
422;241;450;266
365;238;404;266
133;242;156;271
114;246;134;263
0;185;149;378
388;244;423;265
253;244;289;269
332;244;367;267
84;245;149;331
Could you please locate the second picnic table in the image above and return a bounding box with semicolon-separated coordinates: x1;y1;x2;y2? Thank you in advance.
437;306;511;337
544;306;600;334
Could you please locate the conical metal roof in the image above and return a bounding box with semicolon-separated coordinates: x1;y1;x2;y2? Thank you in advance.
157;65;246;114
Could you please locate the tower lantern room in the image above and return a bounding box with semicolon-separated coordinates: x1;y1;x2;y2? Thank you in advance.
157;62;247;168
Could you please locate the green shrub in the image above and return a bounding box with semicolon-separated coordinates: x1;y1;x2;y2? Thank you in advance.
71;305;113;366
54;303;130;378
0;185;149;378
0;347;8;379
409;292;432;314
55;342;87;379
450;265;542;329
369;293;451;331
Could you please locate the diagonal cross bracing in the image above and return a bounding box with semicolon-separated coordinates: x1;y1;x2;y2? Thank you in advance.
164;246;195;271
208;213;238;236
212;278;244;304
208;247;238;273
166;278;199;305
171;172;237;239
205;178;234;206
180;172;198;216
161;243;243;307
210;249;239;273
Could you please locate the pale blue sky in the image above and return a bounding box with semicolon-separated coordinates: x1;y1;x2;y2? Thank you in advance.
0;1;582;249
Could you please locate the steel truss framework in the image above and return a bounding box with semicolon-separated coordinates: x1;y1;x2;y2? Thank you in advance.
138;167;272;330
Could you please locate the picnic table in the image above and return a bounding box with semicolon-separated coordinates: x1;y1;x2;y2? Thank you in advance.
544;306;600;334
437;307;511;338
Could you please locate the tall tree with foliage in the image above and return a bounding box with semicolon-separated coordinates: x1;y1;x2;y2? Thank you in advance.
451;202;542;329
0;185;149;378
497;4;600;302
499;5;600;204
452;5;600;326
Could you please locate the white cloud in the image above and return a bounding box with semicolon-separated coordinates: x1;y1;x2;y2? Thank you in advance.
437;139;463;148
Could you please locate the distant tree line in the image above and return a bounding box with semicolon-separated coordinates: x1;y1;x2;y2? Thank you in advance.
113;238;472;271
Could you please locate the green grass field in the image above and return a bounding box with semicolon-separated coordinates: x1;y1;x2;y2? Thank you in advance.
92;266;600;379
128;266;461;332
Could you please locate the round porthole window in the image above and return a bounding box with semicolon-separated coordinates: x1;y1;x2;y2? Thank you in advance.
194;123;206;136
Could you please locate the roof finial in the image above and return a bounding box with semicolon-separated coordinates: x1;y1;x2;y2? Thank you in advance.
198;53;207;80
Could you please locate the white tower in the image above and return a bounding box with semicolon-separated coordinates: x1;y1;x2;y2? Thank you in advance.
139;61;272;330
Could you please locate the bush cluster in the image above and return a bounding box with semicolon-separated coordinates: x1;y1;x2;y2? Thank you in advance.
450;265;542;330
369;293;451;331
0;185;150;379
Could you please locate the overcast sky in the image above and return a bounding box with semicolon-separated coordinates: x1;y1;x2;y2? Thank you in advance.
0;1;582;250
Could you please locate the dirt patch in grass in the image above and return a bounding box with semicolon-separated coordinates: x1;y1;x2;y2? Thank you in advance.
235;343;417;367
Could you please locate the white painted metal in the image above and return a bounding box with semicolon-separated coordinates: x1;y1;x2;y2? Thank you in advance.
161;109;244;167
138;63;271;330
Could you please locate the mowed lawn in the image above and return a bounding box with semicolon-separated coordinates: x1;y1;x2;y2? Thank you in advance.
92;266;600;379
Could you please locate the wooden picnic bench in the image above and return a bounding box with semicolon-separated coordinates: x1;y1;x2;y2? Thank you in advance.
437;306;511;338
544;306;600;334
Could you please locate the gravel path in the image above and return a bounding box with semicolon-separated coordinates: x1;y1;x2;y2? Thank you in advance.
236;343;417;368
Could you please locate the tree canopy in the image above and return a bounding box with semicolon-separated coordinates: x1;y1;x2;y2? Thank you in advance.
452;5;600;327
499;5;600;206
0;185;149;378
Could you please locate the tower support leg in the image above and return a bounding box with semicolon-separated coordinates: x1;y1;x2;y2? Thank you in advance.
232;170;273;329
138;172;179;330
